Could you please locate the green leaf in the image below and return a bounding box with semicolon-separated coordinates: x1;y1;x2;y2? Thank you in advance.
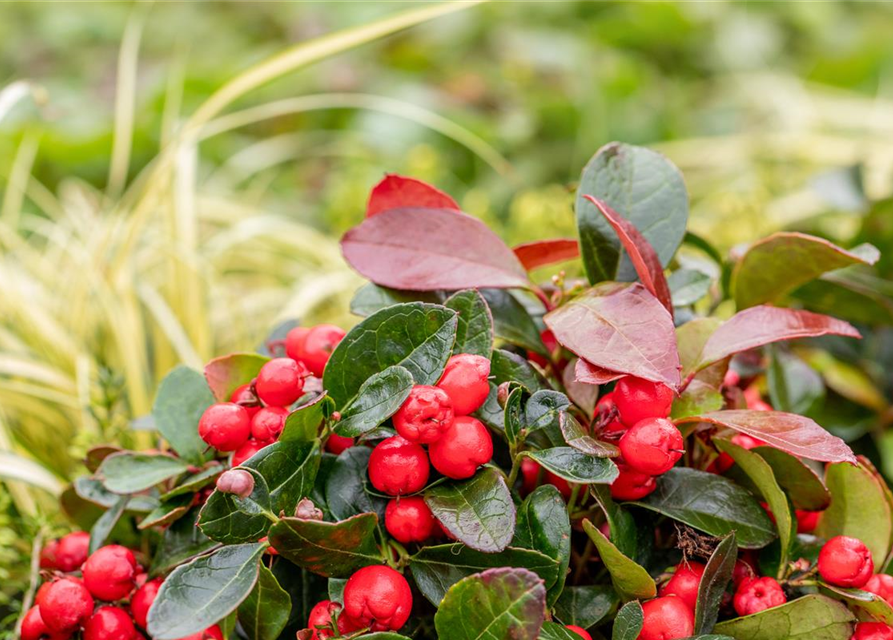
513;485;571;605
268;513;381;578
820;584;893;625
199;468;274;544
446;289;495;357
204;353;269;402
715;439;792;576
280;394;333;443
480;289;547;355
152;365;215;464
817;461;893;568
350;283;442;317
631;468;776;549
713;594;855;640
410;544;559;606
139;495;193;530
612;601;645;640
335;366;414;438
433;567;547;640
560;412;619;457
554;586;618;629
752;446;830;511
504;385;526;446
99;452;190;494
147;543;265;640
767;349;824;415
576;142;688;284
491;348;546;391
160;465;223;502
73;476;157;512
668;268;712;306
732;232;879;309
526;390;571;446
425;467;516;553
323;302;458;407
238;563;291;640
326;447;387;520
694;533;737;634
539;621;585;640
582;519;656;601
526;448;618;484
89;496;128;553
589;484;640;561
244;440;320;515
677;318;723;379
151;509;220;576
671;380;724;420
359;634;413;640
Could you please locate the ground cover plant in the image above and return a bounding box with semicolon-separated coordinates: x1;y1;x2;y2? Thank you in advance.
18;142;893;640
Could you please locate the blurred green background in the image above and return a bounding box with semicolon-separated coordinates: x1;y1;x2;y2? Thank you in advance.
2;0;893;626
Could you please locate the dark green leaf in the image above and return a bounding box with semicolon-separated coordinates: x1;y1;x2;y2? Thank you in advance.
160;465;223;502
480;289;547;355
139;495;192;530
514;485;571;605
323;302;458;407
335;366;414;437
153;365;214;464
73;476;157;512
713;594;854;639
539;621;584;640
151;510;220;576
560;412;619;458
238;563;291;640
526;448;618;484
590;484;639;560
767;349;824;415
425;467;516;553
819;584;893;625
475;383;504;433
147;543;265;640
526;390;571;446
326;447;387;521
89;496;128;553
582;520;656;601
490;348;546;391
445;289;494;357
753;446;830;511
360;634;413;640
554;585;618;629
280;394;333;443
612;601;645;640
268;513;381;578
244;440;320;515
504;385;526;446
350;283;442;317
433;567;546;640
694;533;737;635
327;578;347;604
99;452;190;494
204;353;269;402
631;468;776;549
199;469;274;544
668;268;712;306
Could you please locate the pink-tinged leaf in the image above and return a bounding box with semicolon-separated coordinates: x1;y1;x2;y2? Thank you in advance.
366;174;459;217
544;282;681;389
513;238;580;271
575;359;624;385
341;207;529;291
582;195;673;315
695;306;861;372
676;410;857;464
204;353;270;402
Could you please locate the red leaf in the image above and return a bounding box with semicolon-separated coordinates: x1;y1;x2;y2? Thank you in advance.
204;353;270;402
544;282;681;389
676;410;856;464
696;306;860;372
575;359;624;385
513;239;580;271
582;195;673;315
366;174;459;217
341;207;529;291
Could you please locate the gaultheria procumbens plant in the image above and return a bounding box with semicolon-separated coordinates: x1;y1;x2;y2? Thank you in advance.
27;143;890;640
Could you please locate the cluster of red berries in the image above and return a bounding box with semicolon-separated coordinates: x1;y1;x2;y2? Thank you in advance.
26;533;219;640
198;324;346;466
365;354;492;545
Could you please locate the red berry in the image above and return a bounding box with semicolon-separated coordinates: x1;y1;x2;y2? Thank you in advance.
229;383;260;418
865;574;893;607
638;596;694;640
198;403;251;452
436;354;491;416
300;324;346;377
325;433;354;455
566;625;592;640
176;625;224;640
255;358;305;406
285;326;310;362
82;606;138;640
250;406;289;441
216;469;255;498
428;416;493;480
393;385;455;444
39;577;95;633
385;497;437;544
40;539;59;570
613;377;674;426
368;436;430;496
83;545;138;601
818;535;874;588
130;577;162;629
610;463;657;501
660;561;706;612
231;439;267;467
619;418;684;475
853;622;893;640
20;606;56;640
733;576;787;615
795;509;821;534
307;600;360;639
343;565;412;632
55;531;90;572
732;557;757;587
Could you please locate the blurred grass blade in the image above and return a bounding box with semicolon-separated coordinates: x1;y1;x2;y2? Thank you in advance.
0;451;63;496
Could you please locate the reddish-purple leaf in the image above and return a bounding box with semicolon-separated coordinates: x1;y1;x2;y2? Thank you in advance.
575;359;624;385
366;174;459;217
544;282;681;389
204;353;270;402
676;410;856;464
513;238;580;271
582;195;673;315
341;207;529;291
695;306;860;372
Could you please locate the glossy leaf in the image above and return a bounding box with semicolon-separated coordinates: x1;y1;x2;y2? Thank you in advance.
425;467;516;553
631;468;776;549
150;510;220;576
526;390;571;446
490;348;546;391
677;318;723;378
99;452;189;495
767;349;824;415
582;519;656;601
366;174;459;216
139;495;192;530
268;513;381;578
820;584;893;625
89;496;128;553
152;365;214;464
342;207;529;290
147;543;265;640
433;567;546;640
323;302;457;407
349;283;443;318
504;385;526;446
199;469;274;544
161;465;223;502
753;446;830;511
335;366;414;437
514;485;571;605
245;440;320;515
326;447;386;520
668;268;712;306
671;380;724;420
554;585;618;629
480;289;547;355
238;563;291;640
545;282;681;389
560;413;619;458
713;594;854;639
733;232;879;309
576;142;688;284
204;353;269;403
445;289;494;357
280;394;333;443
513;238;580;272
612;601;645;640
526;448;619;484
589;484;640;560
675;410;856;464
694;533;737;634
